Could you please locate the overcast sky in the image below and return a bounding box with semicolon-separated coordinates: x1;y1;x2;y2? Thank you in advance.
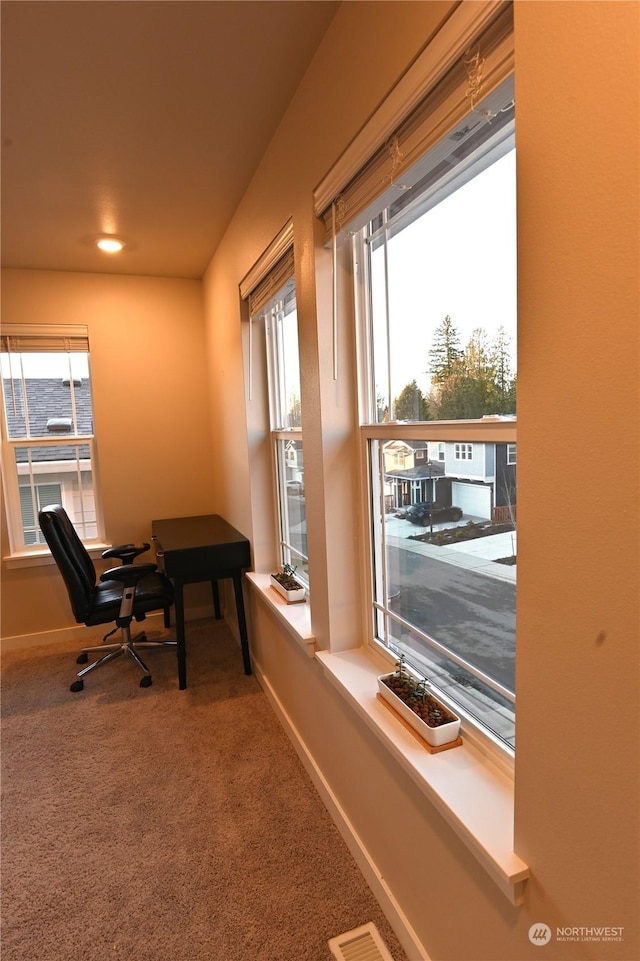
371;148;517;403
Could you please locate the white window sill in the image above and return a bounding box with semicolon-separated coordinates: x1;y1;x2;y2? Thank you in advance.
4;543;112;570
315;647;529;906
245;571;315;657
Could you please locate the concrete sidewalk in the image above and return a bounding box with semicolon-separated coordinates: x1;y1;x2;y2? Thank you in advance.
384;514;517;583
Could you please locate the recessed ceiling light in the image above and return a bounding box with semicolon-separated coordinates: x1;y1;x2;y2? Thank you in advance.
96;236;125;253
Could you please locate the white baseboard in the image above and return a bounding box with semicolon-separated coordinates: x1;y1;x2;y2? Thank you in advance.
252;657;430;961
0;604;213;653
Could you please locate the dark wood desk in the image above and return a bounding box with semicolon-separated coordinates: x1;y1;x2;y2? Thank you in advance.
151;514;252;689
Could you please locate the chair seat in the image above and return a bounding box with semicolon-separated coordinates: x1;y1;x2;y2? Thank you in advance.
85;572;174;626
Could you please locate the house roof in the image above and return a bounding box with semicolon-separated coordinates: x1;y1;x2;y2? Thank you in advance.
383;439;428;451
3;378;93;463
386;461;446;481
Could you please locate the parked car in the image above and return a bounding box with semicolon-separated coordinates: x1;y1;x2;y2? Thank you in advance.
406;502;463;526
405;502;432;524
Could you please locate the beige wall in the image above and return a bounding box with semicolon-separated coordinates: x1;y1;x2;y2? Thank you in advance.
514;0;639;941
1;269;215;639
202;2;639;960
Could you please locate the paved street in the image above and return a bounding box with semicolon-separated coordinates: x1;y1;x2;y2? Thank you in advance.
286;497;516;693
386;543;515;691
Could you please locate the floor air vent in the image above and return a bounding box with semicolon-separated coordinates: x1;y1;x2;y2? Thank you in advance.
328;922;396;961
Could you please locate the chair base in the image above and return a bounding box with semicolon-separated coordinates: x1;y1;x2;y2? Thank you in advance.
70;630;177;692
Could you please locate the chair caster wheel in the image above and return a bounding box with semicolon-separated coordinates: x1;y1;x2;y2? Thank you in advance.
70;679;84;692
140;676;152;688
76;652;89;664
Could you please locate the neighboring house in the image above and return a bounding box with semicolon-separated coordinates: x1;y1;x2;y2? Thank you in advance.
383;441;446;510
385;437;516;521
285;438;304;493
2;377;96;543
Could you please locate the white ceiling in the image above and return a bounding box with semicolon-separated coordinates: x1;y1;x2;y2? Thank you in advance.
1;0;340;279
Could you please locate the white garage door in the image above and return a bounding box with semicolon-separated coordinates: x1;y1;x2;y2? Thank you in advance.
451;482;492;519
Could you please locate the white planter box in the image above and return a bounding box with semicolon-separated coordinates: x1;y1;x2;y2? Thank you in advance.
377;673;461;747
270;574;306;604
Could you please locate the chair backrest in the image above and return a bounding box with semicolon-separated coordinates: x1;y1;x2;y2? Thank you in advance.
38;505;97;623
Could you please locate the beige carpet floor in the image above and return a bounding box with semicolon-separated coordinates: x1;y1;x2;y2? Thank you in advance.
1;618;409;961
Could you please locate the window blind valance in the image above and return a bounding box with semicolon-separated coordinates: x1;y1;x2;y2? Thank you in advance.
313;0;514;243
246;247;295;318
239;220;295;317
1;325;90;353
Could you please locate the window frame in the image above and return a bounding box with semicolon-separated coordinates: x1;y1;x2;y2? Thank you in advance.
272;433;307;581
357;420;516;759
19;481;62;545
455;442;473;461
260;283;309;587
351;142;517;760
1;327;105;556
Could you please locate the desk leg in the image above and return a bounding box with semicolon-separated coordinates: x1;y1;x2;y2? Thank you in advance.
211;579;222;619
174;581;187;690
232;572;252;675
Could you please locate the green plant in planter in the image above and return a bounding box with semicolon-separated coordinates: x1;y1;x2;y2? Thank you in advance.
393;654;411;689
273;563;301;590
383;654;452;727
415;677;443;721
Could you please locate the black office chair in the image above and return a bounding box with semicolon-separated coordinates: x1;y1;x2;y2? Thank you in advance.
38;505;177;692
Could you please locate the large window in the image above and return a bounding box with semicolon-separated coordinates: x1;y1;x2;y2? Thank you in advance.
353;88;517;752
240;235;309;586
1;327;103;553
240;223;309;586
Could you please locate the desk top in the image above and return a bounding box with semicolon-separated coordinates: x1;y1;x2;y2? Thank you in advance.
151;514;249;553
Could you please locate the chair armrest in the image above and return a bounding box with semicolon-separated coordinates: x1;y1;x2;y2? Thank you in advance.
101;563;158;585
151;535;166;572
102;543;150;565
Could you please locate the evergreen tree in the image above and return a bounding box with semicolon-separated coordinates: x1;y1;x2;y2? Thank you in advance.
376;390;389;423
287;391;302;428
490;325;512;396
432;356;478;419
462;327;497;417
488;325;516;414
429;320;517;419
505;371;517;414
393;380;430;421
428;315;462;384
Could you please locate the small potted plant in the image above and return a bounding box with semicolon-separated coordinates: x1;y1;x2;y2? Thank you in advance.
270;563;306;603
377;655;461;748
